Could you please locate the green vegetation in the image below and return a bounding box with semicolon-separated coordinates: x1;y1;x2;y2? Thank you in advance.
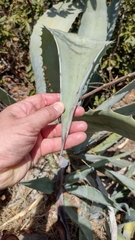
101;0;135;77
1;1;135;240
0;0;47;47
0;0;49;89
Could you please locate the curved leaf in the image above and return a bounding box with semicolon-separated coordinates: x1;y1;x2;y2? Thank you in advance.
89;133;121;154
20;177;55;194
108;170;135;192
64;196;93;240
78;0;108;99
80;109;135;141
64;166;94;187
0;87;16;105
97;79;135;110
114;102;135;116
66;185;119;208
82;150;135;169
108;206;118;240
52;29;111;148
78;0;107;40
79;229;88;240
107;0;120;40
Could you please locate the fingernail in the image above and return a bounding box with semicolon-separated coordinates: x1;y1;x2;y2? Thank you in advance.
53;102;64;113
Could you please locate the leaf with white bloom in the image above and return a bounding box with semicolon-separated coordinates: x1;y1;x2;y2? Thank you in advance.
79;109;135;141
51;29;111;147
107;0;120;40
30;0;86;93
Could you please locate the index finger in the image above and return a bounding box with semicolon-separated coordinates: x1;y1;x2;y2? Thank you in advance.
10;93;60;116
21;93;60;110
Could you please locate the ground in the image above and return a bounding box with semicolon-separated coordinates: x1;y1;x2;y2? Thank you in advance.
0;80;135;239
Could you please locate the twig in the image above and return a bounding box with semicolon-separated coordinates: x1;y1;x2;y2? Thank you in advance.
80;71;135;100
25;0;35;30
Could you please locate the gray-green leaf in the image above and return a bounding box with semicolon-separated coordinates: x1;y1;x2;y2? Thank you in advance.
20;177;55;194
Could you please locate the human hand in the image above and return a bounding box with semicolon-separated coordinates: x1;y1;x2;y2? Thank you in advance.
0;94;87;189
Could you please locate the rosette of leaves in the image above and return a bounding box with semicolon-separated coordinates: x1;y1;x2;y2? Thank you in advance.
26;0;135;239
22;79;135;240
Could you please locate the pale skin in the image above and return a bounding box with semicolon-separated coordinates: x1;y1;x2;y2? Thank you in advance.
0;94;87;189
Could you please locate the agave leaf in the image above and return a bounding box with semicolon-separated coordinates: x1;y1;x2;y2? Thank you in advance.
107;0;120;40
125;162;135;178
74;80;135;154
98;167;121;182
64;196;93;240
20;177;54;194
80;0;120;98
42;28;111;151
78;0;107;40
0;87;16;105
80;109;135;141
30;0;86;93
91;159;109;168
99;167;135;194
54;156;71;240
42;0;86;31
65;185;120;209
108;206;118;240
108;170;135;192
89;133;121;154
53;30;111;149
87;131;108;146
125;208;135;222
78;0;108;98
72;131;108;154
117;231;126;240
81;154;112;163
110;150;135;168
111;150;135;161
41;27;60;93
64;166;94;187
117;203;130;216
82;150;135;169
81;0;120;101
79;229;88;240
92;170;108;196
97;79;135;110
110;159;131;168
114;102;135;116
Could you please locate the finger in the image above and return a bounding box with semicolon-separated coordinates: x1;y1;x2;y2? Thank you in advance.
40;132;87;156
20;93;60;109
24;102;64;132
42;121;87;138
74;106;85;117
10;93;60;117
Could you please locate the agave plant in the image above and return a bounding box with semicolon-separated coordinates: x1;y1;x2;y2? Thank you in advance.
21;0;135;239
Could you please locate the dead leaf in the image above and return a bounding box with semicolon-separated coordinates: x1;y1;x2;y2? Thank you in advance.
13;37;19;42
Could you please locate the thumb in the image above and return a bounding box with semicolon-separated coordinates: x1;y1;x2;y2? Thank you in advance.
25;102;64;131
